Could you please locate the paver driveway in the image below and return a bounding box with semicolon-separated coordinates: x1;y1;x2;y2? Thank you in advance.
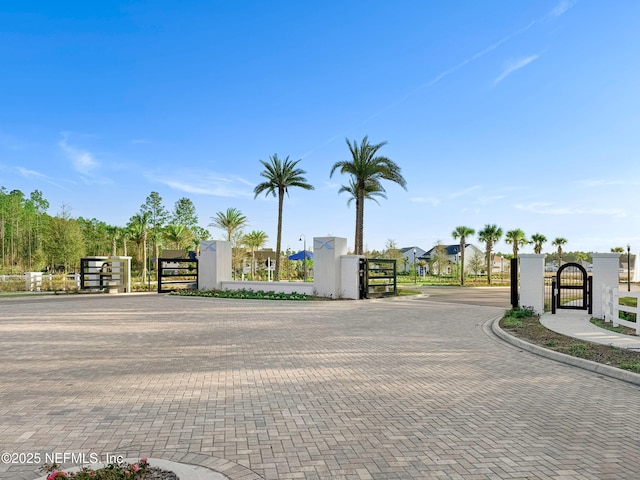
1;294;639;479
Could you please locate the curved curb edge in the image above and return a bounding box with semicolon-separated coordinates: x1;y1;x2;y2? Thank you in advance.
490;316;640;388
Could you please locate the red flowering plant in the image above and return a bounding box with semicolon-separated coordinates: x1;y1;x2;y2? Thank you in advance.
42;458;149;479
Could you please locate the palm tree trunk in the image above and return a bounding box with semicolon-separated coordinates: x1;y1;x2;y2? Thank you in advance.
275;189;284;281
355;187;364;255
251;249;255;279
460;242;466;286
141;232;148;282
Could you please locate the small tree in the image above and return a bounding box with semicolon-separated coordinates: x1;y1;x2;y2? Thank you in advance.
469;250;485;277
243;230;269;279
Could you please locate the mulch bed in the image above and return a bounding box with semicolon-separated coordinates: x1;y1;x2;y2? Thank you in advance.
499;315;640;373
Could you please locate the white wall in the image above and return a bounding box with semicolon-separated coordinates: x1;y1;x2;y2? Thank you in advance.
220;280;314;295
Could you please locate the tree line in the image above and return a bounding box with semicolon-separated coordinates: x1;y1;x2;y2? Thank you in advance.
1;136;408;280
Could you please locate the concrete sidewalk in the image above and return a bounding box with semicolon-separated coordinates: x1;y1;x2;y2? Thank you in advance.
540;310;640;351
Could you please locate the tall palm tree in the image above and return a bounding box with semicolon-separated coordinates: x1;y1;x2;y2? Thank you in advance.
552;237;567;267
330;136;407;255
505;228;528;258
478;224;503;285
254;154;314;281
531;233;547;254
210;207;248;242
452;226;475;286
243;230;269;279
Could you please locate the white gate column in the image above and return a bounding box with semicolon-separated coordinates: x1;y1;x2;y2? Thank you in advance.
199;240;232;290
519;254;545;314
313;237;347;298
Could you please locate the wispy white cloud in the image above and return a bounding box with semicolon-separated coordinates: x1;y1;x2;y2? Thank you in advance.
15;166;71;191
151;172;254;198
448;185;482;199
17;166;46;178
550;0;577;17
494;55;540;85
515;202;627;218
58;133;99;175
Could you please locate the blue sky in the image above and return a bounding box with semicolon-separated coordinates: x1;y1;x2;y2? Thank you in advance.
1;1;639;255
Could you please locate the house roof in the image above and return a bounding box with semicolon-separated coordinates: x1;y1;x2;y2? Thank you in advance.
420;244;478;260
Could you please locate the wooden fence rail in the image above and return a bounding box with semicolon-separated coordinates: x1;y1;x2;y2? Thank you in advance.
602;285;640;334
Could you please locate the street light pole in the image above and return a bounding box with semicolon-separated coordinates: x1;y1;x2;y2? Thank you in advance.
628;244;631;292
300;235;307;282
413;248;417;285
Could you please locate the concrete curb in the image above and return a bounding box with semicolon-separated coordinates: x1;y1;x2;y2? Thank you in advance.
32;452;264;480
490;316;640;388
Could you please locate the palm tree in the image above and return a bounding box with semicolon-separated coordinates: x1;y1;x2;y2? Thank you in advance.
128;212;150;280
107;225;121;256
339;177;387;207
531;233;547;254
505;228;528;258
254;154;314;281
478;224;503;285
452;226;475;286
243;230;269;279
330;136;407;255
164;224;193;250
209;207;248;242
552;237;567;267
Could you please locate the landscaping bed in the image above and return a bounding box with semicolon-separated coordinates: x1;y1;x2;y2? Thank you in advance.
500;308;640;374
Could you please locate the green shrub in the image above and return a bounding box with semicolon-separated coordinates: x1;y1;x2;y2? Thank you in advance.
172;288;310;301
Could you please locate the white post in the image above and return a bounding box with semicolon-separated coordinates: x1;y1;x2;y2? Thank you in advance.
519;254;545;314
591;253;620;318
198;240;232;290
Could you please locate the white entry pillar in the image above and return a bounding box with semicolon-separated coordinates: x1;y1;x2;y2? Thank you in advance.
519;254;545;314
199;240;232;290
591;253;620;318
313;237;347;298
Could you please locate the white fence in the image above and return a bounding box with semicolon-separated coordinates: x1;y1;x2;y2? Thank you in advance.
0;273;81;292
602;285;640;334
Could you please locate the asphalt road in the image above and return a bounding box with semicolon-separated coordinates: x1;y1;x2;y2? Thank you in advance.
414;285;512;308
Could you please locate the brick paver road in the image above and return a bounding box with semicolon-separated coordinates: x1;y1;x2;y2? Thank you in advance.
1;294;639;479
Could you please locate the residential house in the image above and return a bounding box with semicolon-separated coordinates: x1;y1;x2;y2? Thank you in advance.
399;246;427;273
420;244;484;275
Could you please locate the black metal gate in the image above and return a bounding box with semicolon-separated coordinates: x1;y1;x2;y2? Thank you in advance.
359;258;397;299
552;262;592;314
157;258;198;293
